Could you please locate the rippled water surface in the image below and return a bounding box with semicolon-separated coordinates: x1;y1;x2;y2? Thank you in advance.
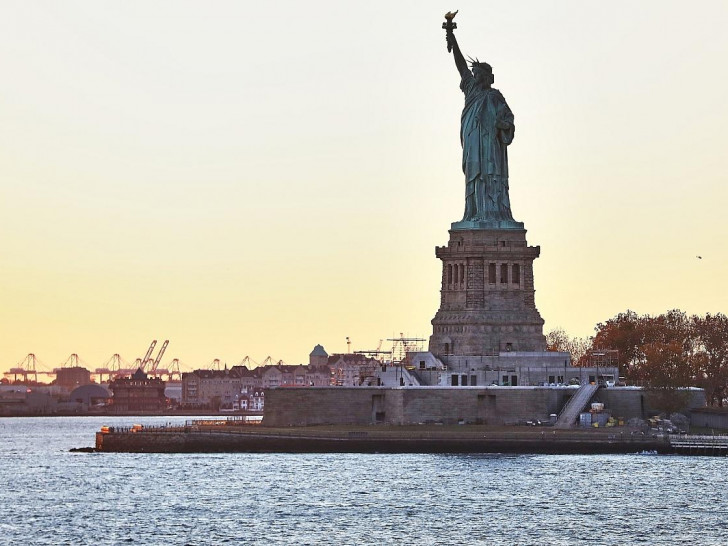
1;417;727;545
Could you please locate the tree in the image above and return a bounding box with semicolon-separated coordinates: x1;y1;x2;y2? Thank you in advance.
591;310;644;374
630;310;694;381
640;340;696;386
591;309;696;381
639;340;696;415
691;313;728;406
565;310;728;407
546;327;591;365
546;327;569;352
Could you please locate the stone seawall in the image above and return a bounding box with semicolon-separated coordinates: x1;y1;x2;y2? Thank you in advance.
262;387;566;427
262;387;706;427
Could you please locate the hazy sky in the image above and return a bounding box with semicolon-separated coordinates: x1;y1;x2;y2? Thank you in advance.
2;1;727;373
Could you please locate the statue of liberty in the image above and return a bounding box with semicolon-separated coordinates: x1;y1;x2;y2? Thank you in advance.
444;12;521;228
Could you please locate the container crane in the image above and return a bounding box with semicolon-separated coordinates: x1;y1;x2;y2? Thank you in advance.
4;353;39;383
150;340;169;375
167;358;182;381
95;353;127;382
237;356;259;369
139;340;157;372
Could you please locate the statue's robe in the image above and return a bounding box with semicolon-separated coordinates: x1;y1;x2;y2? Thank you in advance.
460;72;515;222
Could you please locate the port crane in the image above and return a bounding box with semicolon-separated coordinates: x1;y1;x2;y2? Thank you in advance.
114;340;168;378
166;358;183;381
3;353;40;383
148;340;169;377
53;353;85;373
259;356;280;368
95;353;130;382
139;340;157;372
237;356;260;369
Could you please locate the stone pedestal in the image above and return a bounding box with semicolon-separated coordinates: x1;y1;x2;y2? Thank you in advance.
429;227;547;356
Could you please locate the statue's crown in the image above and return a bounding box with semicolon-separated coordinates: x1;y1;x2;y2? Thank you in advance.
468;57;492;73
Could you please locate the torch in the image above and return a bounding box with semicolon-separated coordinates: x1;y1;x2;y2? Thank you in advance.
442;10;458;52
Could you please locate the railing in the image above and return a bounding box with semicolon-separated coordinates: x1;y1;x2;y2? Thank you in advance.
100;416;262;435
669;434;728;446
101;426;663;443
668;434;728;456
101;424;186;435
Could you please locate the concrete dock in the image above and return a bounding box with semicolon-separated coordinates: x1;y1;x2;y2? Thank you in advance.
95;422;675;454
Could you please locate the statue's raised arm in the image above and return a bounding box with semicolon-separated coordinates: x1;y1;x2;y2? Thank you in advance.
443;11;470;80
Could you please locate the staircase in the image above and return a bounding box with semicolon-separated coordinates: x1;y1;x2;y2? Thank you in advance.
401;367;422;386
554;384;599;429
408;369;425;386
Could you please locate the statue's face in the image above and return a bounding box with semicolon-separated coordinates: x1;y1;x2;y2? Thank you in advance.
473;67;494;87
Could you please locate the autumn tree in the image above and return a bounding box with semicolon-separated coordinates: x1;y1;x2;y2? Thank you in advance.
691;313;728;406
639;340;696;414
591;310;644;373
546;327;590;366
629;310;695;380
556;310;728;407
591;309;696;379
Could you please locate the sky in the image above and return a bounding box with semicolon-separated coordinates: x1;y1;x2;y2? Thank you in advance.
2;1;727;374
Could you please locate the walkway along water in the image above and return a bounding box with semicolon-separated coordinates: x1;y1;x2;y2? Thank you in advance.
91;421;707;455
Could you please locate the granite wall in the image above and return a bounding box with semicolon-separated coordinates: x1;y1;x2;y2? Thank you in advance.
262;387;706;427
263;387;567;426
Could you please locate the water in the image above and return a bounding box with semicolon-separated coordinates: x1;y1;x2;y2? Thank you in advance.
1;417;726;545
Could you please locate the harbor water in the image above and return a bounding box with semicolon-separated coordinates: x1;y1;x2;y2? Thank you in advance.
1;416;726;545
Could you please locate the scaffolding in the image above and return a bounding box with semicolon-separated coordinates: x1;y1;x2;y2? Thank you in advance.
387;333;427;365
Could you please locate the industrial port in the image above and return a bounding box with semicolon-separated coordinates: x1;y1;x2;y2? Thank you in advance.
0;336;429;416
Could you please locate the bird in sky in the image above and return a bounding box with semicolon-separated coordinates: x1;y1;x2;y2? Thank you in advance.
696;256;703;259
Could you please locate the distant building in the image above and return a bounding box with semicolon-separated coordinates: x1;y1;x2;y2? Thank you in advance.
327;354;380;386
309;344;328;367
69;384;111;408
54;367;92;390
181;366;253;410
0;386;58;416
164;383;182;405
407;351;618;388
250;389;264;412
181;361;331;409
109;369;166;413
236;387;264;412
261;364;330;388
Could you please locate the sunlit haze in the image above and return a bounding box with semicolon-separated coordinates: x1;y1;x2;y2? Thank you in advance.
2;1;727;373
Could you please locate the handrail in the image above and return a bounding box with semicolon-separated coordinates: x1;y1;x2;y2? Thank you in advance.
556;383;598;426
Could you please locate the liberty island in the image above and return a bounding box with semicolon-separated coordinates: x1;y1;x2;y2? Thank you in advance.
89;12;707;453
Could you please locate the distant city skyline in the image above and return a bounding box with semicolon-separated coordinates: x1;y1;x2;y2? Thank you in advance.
2;1;727;374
